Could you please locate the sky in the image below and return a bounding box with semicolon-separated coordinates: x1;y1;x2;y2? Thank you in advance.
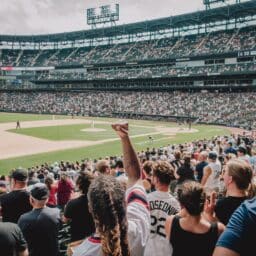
0;0;204;35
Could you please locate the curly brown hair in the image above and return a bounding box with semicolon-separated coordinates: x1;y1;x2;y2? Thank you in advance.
153;161;175;185
88;175;130;256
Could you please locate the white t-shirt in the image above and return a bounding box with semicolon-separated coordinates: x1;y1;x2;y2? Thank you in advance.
73;183;150;256
144;191;180;256
204;161;222;193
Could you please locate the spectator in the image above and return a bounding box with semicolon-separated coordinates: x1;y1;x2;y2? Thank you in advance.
64;171;95;242
73;122;150;256
213;197;256;256
144;161;180;256
165;181;225;256
18;183;61;256
0;168;32;223
0;222;28;256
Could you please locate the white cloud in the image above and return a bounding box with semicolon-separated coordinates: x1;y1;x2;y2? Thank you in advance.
0;0;203;35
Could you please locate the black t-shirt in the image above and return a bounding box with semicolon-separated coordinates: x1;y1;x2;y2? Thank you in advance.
64;194;95;242
215;196;247;225
177;165;195;184
18;207;61;256
0;189;32;223
0;222;27;256
195;161;208;182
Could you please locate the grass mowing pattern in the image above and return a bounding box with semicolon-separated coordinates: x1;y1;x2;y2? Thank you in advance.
0;124;229;175
8;124;156;141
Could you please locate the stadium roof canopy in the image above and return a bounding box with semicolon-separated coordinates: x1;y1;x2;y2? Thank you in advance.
0;0;256;43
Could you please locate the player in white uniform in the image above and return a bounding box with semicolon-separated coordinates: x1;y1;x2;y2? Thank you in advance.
73;122;150;256
144;161;180;256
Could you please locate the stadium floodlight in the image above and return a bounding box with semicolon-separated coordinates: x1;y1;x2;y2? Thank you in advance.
86;4;119;28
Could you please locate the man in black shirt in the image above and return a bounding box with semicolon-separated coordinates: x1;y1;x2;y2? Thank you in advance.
64;171;95;242
0;222;28;256
18;183;61;256
0;168;32;223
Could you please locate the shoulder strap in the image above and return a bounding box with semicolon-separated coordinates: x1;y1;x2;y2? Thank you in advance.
210;222;218;238
170;215;181;243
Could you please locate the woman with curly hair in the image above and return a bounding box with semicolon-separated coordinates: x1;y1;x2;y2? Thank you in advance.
73;123;150;256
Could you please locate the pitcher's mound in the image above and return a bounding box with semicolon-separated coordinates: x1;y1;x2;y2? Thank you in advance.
81;128;106;132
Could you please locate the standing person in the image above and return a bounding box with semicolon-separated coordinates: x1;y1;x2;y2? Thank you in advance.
73;122;150;256
64;171;95;242
16;120;21;129
45;176;58;208
213;197;256;256
195;151;208;183
201;151;222;194
57;172;74;210
0;222;28;256
176;154;195;185
204;159;254;225
165;181;225;256
18;183;61;256
144;161;180;256
0;168;32;223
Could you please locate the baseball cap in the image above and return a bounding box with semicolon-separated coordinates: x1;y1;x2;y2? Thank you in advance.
10;168;28;182
208;151;218;160
30;183;49;200
237;146;247;155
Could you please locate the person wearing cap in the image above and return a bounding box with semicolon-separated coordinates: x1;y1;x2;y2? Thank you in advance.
201;151;222;194
237;146;250;164
0;168;32;223
18;183;61;256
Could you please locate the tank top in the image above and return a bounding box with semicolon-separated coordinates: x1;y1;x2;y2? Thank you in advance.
170;216;218;256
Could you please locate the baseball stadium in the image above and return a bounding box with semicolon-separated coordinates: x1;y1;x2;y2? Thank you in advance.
0;0;256;256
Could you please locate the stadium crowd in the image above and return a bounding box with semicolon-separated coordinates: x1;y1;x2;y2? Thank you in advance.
0;123;256;256
1;26;255;67
35;62;256;81
1;91;256;129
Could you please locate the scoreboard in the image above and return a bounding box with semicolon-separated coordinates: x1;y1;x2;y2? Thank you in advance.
87;4;119;26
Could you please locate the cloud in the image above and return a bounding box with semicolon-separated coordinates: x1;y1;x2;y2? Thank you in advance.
0;0;203;35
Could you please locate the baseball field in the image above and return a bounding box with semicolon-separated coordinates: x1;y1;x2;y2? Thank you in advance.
0;112;230;175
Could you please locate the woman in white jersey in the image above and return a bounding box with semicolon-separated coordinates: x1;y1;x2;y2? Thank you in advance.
73;123;150;256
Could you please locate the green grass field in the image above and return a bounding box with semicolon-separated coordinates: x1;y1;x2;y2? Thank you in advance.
9;123;156;141
0;112;230;175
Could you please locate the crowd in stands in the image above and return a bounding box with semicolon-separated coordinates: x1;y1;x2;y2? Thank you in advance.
35;62;256;81
1;26;255;67
0;122;256;256
1;91;256;129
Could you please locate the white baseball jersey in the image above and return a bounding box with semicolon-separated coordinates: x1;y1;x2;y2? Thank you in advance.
144;190;180;256
73;183;150;256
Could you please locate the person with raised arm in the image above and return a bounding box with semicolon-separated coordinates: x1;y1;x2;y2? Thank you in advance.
73;122;150;256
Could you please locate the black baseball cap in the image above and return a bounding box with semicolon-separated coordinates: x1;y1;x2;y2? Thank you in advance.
208;151;218;160
10;168;28;182
30;183;49;200
237;146;247;155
